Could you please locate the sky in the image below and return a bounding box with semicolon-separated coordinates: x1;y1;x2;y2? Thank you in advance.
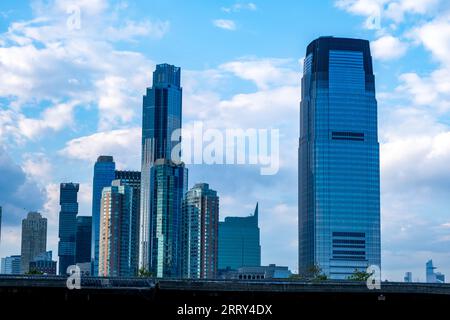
0;0;449;281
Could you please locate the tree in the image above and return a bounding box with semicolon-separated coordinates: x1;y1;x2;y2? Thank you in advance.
26;269;44;275
307;264;328;281
348;269;373;281
138;267;153;278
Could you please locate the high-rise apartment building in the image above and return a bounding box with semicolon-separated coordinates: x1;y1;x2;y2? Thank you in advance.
182;183;219;279
99;180;138;277
298;37;381;279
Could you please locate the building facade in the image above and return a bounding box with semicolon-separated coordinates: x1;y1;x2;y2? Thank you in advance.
218;204;261;271
29;251;56;275
91;156;116;276
58;182;79;275
21;212;47;274
298;37;381;279
426;260;445;283
1;255;21;274
182;183;219;279
76;216;92;264
148;159;187;278
140;64;183;272
219;264;292;280
99;180;138;277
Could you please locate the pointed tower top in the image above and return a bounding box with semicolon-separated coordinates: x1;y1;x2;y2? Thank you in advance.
254;202;258;220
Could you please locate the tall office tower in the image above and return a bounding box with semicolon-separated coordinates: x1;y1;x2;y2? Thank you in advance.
1;255;21;274
115;170;141;273
98;180;138;277
181;183;219;279
298;37;381;279
148;159;187;278
91;155;116;275
218;204;261;271
140;64;183;272
76;216;92;264
21;212;47;274
58;182;79;275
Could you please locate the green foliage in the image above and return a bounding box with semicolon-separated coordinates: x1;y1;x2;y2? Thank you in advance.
26;269;44;275
138;267;153;278
347;269;373;281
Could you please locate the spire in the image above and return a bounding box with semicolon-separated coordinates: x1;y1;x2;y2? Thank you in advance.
253;202;258;220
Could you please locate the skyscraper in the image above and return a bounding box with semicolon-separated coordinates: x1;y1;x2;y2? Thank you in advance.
298;37;381;279
149;159;187;278
76;216;92;264
58;182;79;275
91;155;116;276
139;64;183;272
1;255;21;274
426;260;445;283
115;170;141;272
21;212;47;274
182;183;219;279
99;180;138;277
218;204;261;271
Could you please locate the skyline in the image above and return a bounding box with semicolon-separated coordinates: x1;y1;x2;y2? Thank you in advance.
0;0;450;281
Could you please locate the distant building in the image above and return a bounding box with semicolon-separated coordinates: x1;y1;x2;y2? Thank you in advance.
99;180;138;277
426;260;445;283
1;255;21;274
404;272;412;283
148;159;187;278
91;155;116;276
21;212;47;274
182;183;219;279
76;262;91;276
218;204;261;271
29;251;57;275
219;264;292;280
76;216;92;264
58;182;79;275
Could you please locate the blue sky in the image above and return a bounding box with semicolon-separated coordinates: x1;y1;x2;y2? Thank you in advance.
0;0;450;281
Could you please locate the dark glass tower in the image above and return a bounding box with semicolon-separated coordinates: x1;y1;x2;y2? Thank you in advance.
218;204;261;271
58;183;79;275
91;156;116;275
298;37;381;279
140;64;183;272
76;216;92;264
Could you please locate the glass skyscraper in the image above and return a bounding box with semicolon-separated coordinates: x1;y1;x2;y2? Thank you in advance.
99;180;138;277
58;182;79;275
91;155;116;276
139;64;183;272
182;183;219;279
149;159;187;278
298;37;381;279
218;204;261;271
76;216;92;264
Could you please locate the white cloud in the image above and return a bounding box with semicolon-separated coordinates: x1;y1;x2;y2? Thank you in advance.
59;127;141;169
22;153;53;184
371;35;408;60
221;2;257;13
213;19;237;31
219;58;298;90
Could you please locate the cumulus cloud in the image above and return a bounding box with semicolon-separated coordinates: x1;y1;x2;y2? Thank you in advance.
221;2;257;13
59;127;141;169
371;35;408;60
213;19;237;31
0;148;46;225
